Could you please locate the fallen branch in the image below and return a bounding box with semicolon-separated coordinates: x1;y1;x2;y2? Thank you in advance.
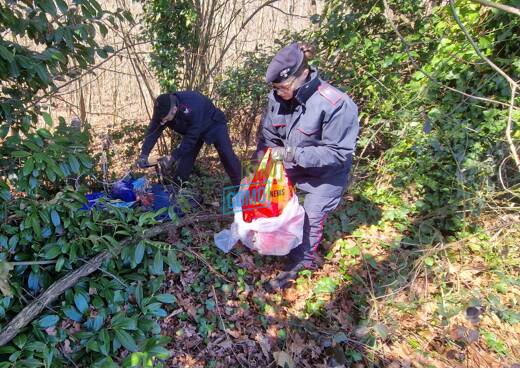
0;213;231;347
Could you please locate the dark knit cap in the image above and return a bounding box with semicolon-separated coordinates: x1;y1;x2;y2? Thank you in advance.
265;42;304;83
152;93;178;121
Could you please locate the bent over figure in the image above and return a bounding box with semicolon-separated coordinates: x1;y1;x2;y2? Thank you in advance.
138;91;241;186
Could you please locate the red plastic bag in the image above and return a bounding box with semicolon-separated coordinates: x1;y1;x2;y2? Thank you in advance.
242;148;294;223
214;149;305;256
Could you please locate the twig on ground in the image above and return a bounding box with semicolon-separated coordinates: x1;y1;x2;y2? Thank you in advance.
181;248;232;283
78;258;129;288
211;286;246;367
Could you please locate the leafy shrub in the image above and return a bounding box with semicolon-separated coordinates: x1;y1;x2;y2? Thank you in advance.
0;1;175;366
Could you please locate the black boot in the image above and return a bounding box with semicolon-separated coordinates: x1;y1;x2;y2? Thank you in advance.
264;258;318;292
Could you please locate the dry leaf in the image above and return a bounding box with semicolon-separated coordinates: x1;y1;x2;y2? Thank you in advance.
45;326;57;336
255;334;271;358
273;351;295;368
218;339;233;350
62;339;72;354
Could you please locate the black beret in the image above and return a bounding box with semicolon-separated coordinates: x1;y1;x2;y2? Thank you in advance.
265;42;304;83
152;93;178;121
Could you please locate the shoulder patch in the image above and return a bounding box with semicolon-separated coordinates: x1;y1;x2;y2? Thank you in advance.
179;103;191;115
318;84;343;106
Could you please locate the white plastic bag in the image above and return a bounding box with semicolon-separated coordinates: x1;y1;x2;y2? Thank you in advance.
233;194;305;256
214;223;239;253
213;192;305;256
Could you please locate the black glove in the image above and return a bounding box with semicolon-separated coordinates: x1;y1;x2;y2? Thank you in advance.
271;146;295;162
137;155;149;168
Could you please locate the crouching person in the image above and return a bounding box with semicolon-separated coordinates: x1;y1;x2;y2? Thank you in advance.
255;42;360;291
137;91;242;186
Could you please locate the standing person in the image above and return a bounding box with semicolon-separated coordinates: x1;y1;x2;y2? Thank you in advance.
255;42;360;291
137;91;242;186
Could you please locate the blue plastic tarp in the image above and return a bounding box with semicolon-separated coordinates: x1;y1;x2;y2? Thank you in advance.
80;176;200;220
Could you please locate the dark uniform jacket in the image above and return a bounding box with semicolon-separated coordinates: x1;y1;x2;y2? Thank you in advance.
141;91;227;159
257;69;359;197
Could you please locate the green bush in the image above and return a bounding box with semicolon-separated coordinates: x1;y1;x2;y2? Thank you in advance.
0;1;174;366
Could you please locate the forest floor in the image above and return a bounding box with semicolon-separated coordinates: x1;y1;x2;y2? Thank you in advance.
118;151;520;368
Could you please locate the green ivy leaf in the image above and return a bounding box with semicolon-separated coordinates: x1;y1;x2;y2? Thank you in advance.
135;283;143;308
96;48;108;58
154;294;176;305
38;315;59;328
44;245;61;259
166;250;181;274
68;156;80;174
55;0;68;13
36;0;58;16
41;113;53;127
74;292;89;313
34;64;51;84
134;242;145;266
55;256;65;272
114;329;138;352
122;10;134;24
63;306;83;322
31;212;41;239
50;210;61;227
98;23;108;37
12;151;31;158
111;315;137;331
13;334;27;349
0;45;14;63
99;329;110;356
23;158;35;176
0;235;7;248
151;251;163;275
8;235;19;250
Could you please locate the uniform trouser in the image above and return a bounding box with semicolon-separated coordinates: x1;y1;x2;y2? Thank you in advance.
287;191;344;263
174;125;242;186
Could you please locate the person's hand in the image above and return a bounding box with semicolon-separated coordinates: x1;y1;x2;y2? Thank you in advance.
137;155;149;168
158;155;177;175
271;147;285;161
271;146;295;162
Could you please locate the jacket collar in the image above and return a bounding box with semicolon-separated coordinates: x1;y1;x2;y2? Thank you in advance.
271;68;321;107
294;68;320;105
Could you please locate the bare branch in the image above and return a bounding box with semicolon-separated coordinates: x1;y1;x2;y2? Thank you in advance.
201;0;280;87
449;0;519;89
267;4;309;18
471;0;520;17
505;85;520;170
382;0;518;109
28;40;151;110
